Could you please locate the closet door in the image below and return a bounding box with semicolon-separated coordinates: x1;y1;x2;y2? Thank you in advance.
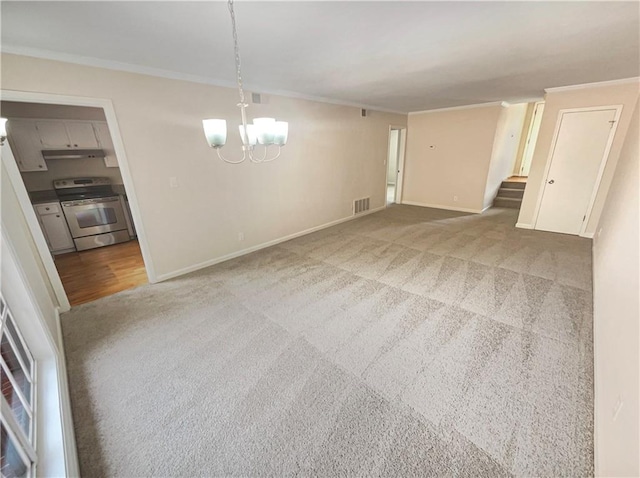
535;107;619;235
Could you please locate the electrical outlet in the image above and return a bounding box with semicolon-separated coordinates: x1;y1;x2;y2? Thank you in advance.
453;195;458;202
238;232;245;241
169;177;179;188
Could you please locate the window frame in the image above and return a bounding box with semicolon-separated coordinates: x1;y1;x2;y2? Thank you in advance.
1;294;38;478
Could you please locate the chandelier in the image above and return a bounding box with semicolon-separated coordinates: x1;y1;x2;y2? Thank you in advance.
202;0;288;164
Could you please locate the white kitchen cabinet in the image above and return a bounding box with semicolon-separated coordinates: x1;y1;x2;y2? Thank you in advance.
6;120;48;172
93;122;119;167
35;120;100;149
66;121;100;148
34;202;75;254
35;120;71;148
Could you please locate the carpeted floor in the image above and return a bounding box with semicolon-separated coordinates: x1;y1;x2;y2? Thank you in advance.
62;205;594;477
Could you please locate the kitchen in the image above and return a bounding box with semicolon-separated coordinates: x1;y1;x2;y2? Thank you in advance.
1;101;147;306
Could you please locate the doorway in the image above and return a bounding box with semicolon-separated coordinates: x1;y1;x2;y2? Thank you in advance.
386;126;406;205
534;106;621;236
1;91;155;311
519;101;545;176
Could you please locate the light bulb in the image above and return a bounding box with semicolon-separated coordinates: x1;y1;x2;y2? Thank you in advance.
253;117;276;145
273;121;288;146
202;119;227;148
238;124;257;146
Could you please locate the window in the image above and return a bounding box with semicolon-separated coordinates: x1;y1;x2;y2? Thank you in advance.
1;294;37;478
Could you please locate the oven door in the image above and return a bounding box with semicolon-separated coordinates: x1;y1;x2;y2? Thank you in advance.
62;197;128;238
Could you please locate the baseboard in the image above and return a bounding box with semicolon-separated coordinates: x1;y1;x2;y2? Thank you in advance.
55;307;80;478
515;222;534;229
400;200;483;214
155;206;386;282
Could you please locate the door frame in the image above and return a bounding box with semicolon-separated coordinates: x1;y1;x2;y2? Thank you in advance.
385;125;407;206
532;105;623;237
1;90;158;312
519;101;545;176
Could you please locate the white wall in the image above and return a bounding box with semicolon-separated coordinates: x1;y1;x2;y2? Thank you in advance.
387;129;399;185
483;102;528;209
517;80;640;234
403;103;503;212
593;97;639;477
1;53;406;281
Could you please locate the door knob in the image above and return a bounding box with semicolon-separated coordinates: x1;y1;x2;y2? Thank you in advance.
548;179;555;184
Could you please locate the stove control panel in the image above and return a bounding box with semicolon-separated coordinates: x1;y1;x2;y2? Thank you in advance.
54;177;111;189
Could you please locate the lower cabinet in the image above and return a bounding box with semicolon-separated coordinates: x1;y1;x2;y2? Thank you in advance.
34;202;75;254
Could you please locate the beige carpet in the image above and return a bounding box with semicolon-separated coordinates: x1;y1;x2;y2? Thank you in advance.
62;205;594;477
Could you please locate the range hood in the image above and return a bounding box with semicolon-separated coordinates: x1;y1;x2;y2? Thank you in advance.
41;149;106;160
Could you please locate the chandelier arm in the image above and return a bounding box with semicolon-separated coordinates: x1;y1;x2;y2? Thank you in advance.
216;147;247;164
262;145;282;163
248;145;269;163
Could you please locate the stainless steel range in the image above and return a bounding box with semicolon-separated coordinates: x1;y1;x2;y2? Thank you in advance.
54;177;130;251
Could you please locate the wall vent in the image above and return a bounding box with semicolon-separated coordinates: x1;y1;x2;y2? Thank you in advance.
251;93;262;104
353;197;370;215
361;108;368;117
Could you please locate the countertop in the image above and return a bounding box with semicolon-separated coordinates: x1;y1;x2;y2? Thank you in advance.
29;190;59;204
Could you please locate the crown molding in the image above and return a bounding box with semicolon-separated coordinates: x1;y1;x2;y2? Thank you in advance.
544;77;640;94
1;45;408;116
408;101;506;116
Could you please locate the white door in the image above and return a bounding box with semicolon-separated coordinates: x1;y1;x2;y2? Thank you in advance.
535;108;619;235
386;130;399;204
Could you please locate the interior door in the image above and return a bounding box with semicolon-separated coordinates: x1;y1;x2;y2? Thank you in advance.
535;108;618;235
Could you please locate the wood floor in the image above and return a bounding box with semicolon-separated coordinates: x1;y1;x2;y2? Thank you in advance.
55;240;147;306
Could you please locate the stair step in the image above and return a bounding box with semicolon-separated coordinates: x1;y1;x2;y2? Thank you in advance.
497;188;525;199
493;197;523;209
501;181;526;190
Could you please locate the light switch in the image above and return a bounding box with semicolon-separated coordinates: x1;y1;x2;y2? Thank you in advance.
169;177;179;188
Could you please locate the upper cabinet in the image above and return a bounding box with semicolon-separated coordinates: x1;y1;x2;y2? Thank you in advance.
7;118;119;172
6;120;48;172
35;120;99;149
66;122;100;148
92;122;119;168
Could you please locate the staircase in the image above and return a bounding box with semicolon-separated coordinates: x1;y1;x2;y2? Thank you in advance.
493;179;526;209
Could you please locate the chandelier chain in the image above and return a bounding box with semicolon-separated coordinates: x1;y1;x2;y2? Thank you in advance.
228;0;246;106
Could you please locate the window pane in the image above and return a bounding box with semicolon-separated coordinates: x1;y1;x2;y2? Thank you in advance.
0;332;31;405
4;315;32;374
1;364;31;437
1;423;29;478
76;207;117;228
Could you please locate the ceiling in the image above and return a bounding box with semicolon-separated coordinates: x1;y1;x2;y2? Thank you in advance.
2;1;639;113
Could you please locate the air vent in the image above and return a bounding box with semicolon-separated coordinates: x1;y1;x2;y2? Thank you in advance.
361;109;368;117
252;93;262;104
353;197;370;215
